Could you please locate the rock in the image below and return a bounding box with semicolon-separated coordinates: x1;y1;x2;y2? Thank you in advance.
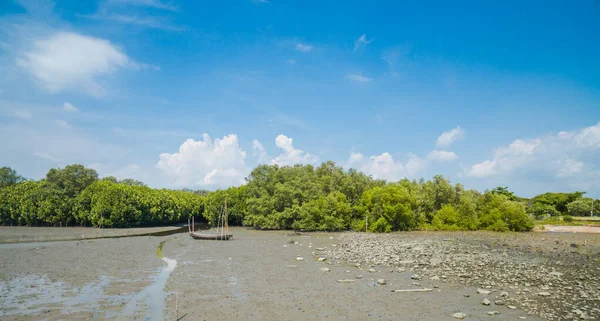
329;236;334;240
294;241;299;244
283;245;287;247
315;247;326;251
345;270;351;273
318;257;326;262
477;288;491;295
508;305;517;310
411;274;420;280
500;291;509;297
336;279;355;283
319;267;330;272
463;294;470;298
451;312;467;319
356;275;363;279
538;292;551;296
377;279;386;285
495;300;505;305
549;271;564;277
369;268;377;273
296;257;304;261
482;298;491;306
518;317;527;320
487;311;500;315
287;265;298;268
430;276;440;281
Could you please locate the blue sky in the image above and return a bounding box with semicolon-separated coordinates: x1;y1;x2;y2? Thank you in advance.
0;0;599;197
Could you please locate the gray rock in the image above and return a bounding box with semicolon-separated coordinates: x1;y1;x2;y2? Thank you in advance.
336;279;355;283
477;288;491;295
318;257;326;262
482;298;491;306
451;312;467;319
356;275;363;279
508;305;517;310
495;300;505;306
487;311;500;315
500;291;509;297
538;292;551;297
377;279;386;285
369;268;377;273
319;267;330;272
411;274;420;280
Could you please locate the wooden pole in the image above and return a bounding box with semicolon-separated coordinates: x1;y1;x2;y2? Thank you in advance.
188;218;190;233
192;216;195;232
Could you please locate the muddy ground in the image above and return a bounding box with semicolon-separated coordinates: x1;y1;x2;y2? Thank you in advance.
1;228;598;320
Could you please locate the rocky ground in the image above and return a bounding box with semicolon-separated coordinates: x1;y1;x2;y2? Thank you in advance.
322;231;600;321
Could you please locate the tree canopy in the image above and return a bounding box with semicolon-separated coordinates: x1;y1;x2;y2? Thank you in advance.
5;162;594;232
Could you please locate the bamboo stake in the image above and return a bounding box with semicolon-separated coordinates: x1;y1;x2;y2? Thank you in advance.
175;289;179;320
392;288;433;293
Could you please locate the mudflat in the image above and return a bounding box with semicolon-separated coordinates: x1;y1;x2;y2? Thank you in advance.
1;228;598;320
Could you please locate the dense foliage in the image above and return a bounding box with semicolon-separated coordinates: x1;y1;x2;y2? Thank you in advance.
0;165;204;227
1;162;595;231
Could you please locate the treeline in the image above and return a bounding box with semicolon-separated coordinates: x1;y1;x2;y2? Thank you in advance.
1;163;596;231
0;165;204;227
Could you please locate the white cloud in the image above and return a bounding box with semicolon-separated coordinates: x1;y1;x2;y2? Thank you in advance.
466;122;600;184
252;139;267;163
271;134;318;166
17;32;132;96
33;151;60;163
80;14;185;31
557;158;583;177
436;126;464;147
107;0;179;11
56;119;70;129
62;102;78;112
14;110;32;120
353;34;372;51
348;152;426;181
427;150;458;162
295;43;313;52
346;74;372;83
157;134;248;188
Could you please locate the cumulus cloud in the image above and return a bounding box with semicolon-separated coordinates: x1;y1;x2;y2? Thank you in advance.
466;122;600;190
63;102;78;112
56;119;70;129
252;139;268;163
17;32;132;96
271;134;318;166
347;152;426;181
427;150;458;162
14;110;32;120
353;34;372;51
295;43;313;52
436;126;464;148
157;134;248;188
346;74;372;83
347;148;457;181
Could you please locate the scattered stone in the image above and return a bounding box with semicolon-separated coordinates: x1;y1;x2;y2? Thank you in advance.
319;267;330;272
294;241;299;244
477;288;491;295
356;275;363;279
500;291;509;297
377;279;386;285
329;237;334;240
336;279;355;283
495;300;505;306
482;298;491;306
411;274;420;280
345;270;351;273
538;292;551;297
283;245;287;248
508;305;517;310
463;294;470;298
518;317;527;320
315;247;326;251
451;312;467;319
369;268;377;273
430;275;440;281
487;311;500;315
286;265;298;268
318;257;326;262
550;271;564;277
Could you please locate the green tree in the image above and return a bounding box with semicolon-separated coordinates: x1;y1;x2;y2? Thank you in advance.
0;166;25;188
566;199;594;216
46;164;98;197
